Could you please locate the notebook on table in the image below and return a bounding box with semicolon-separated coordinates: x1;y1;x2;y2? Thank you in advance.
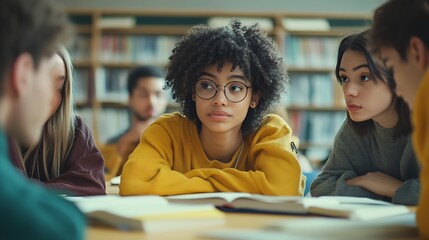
67;195;224;232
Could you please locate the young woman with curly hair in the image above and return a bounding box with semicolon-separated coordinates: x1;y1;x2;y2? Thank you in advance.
120;20;305;196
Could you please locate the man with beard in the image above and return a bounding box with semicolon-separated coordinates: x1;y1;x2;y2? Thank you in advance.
106;66;168;176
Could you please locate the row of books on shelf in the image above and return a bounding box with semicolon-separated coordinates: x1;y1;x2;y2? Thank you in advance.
290;111;345;145
76;108;93;132
99;35;181;63
80;68;343;106
77;108;130;144
95;68;129;102
73;68;131;103
284;73;343;107
69;34;91;62
96;16;275;31
73;67;148;103
284;35;340;68
289;111;346;160
73;68;90;103
98;108;130;143
69;33;341;67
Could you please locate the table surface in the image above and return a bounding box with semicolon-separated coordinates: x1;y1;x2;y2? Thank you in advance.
87;183;419;240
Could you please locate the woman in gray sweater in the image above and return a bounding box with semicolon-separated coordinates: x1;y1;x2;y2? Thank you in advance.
310;31;420;205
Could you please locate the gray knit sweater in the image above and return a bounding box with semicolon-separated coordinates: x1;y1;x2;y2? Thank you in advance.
310;120;420;205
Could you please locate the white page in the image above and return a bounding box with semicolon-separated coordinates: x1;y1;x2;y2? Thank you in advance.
67;195;168;213
265;213;417;238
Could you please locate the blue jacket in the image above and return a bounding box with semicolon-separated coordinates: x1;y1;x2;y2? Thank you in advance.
0;129;86;239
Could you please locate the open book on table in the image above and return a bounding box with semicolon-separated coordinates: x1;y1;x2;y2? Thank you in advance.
67;195;224;232
166;192;410;220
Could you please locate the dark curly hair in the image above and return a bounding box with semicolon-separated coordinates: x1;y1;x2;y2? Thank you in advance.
165;20;287;135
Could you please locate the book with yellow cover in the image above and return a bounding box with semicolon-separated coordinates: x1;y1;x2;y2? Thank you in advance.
67;195;224;232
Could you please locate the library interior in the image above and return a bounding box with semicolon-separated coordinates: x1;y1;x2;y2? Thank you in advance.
3;0;426;239
64;0;381;169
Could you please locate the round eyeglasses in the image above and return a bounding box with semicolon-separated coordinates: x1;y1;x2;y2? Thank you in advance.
194;79;251;103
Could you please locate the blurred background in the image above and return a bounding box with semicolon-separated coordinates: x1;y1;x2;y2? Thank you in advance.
59;0;385;169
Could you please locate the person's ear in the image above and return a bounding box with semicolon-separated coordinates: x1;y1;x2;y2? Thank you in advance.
409;36;429;70
9;53;33;98
192;93;196;101
249;92;260;108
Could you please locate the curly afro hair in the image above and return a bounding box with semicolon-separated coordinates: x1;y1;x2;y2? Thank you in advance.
164;19;288;135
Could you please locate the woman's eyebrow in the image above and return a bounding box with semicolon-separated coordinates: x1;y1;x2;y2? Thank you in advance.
197;72;216;79
352;64;369;71
227;75;246;81
339;64;369;72
197;72;247;82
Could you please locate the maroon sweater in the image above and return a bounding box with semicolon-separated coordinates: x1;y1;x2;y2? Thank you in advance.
10;116;106;196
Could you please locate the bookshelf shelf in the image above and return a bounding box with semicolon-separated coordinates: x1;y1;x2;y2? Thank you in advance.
100;101;128;108
287;67;333;73
74;61;93;68
100;25;193;35
74;26;93;33
66;9;369;148
75;101;91;108
285;28;368;37
99;61;166;68
287;106;346;112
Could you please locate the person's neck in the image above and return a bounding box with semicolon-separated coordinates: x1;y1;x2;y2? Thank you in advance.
131;116;154;133
373;100;398;129
199;127;243;163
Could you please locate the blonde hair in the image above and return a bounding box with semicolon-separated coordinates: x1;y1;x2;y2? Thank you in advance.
21;46;76;180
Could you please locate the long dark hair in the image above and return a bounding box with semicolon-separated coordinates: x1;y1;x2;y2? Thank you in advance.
335;31;411;138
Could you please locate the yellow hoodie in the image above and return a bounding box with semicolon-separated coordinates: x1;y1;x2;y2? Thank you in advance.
120;112;304;196
412;69;429;239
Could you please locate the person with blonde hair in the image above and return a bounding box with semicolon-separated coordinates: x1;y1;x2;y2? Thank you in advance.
10;46;106;196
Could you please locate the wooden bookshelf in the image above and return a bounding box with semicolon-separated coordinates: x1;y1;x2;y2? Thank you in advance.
287;67;333;73
66;9;369;148
287;106;346;112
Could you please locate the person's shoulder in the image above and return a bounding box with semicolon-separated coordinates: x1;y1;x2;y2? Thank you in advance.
336;120;354;136
153;112;192;126
402;134;416;157
260;114;291;131
73;115;95;139
250;114;291;141
74;115;88;129
333;119;367;148
155;112;185;121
